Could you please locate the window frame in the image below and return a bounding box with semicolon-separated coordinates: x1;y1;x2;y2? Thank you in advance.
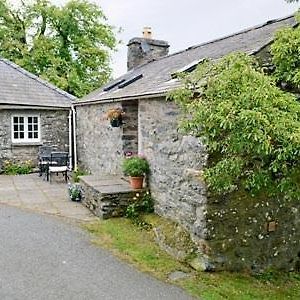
11;114;41;144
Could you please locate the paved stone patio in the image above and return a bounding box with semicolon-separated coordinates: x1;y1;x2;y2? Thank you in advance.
0;174;97;222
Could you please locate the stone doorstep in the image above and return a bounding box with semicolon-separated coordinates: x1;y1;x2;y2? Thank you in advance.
79;175;148;219
94;179;129;187
79;175;124;183
80;175;144;195
92;185;139;195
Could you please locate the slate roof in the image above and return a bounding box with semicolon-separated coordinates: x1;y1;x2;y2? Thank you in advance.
0;58;76;108
78;14;297;105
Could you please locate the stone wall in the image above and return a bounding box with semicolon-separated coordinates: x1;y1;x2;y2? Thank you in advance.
0;109;69;170
202;192;300;272
75;100;138;175
138;98;300;273
139;99;207;237
77;96;300;272
76;102;123;175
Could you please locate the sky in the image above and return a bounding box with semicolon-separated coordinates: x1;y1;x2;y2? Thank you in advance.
98;0;299;77
11;0;300;77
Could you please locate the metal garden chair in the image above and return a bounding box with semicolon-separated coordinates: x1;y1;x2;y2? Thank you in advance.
47;152;70;183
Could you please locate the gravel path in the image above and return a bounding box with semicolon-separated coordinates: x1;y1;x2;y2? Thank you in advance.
0;205;194;300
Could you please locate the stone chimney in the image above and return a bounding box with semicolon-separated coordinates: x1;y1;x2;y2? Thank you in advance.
127;27;170;71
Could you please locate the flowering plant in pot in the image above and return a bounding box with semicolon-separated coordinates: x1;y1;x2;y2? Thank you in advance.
122;155;150;189
68;183;82;202
106;107;125;127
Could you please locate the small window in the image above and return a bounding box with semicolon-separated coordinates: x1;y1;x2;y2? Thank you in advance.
12;115;40;143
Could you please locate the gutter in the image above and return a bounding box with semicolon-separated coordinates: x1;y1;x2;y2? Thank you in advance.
73;91;168;107
0;105;71;110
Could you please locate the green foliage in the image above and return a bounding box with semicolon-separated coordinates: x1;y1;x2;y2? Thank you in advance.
271;12;300;92
68;183;82;201
84;217;300;300
170;52;300;200
72;167;87;183
3;160;33;175
0;0;117;97
125;191;154;230
122;156;150;177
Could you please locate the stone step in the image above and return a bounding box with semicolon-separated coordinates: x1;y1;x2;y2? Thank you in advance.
79;175;147;219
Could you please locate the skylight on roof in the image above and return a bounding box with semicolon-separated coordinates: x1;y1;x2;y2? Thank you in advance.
103;79;126;91
171;58;205;78
118;74;143;89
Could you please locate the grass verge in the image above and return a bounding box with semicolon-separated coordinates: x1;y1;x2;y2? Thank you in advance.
83;215;300;300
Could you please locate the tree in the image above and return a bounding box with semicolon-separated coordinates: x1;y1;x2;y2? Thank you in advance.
0;0;117;97
170;53;300;201
271;13;300;92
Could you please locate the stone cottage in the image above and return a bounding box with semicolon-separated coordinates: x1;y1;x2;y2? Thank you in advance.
75;15;300;272
0;58;75;170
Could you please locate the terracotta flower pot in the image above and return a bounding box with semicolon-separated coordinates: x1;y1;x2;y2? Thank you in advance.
129;176;144;189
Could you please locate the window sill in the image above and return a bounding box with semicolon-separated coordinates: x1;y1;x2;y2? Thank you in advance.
12;142;42;147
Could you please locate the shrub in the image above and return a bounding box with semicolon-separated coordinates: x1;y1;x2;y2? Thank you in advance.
122;156;150;177
125;191;154;230
271;12;300;92
3;160;33;175
72;167;87;183
170;52;300;201
68;183;82;201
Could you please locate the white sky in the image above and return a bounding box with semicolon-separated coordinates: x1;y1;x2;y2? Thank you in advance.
10;0;300;77
99;0;299;77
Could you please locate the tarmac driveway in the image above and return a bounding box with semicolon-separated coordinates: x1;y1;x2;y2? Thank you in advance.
0;174;96;222
0;205;193;300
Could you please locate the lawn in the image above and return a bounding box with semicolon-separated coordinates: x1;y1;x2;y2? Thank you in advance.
83;215;300;300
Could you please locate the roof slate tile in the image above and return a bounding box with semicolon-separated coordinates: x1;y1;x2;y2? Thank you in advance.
79;14;296;104
0;58;76;108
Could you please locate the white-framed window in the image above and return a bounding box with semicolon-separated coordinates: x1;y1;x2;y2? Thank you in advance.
11;115;41;143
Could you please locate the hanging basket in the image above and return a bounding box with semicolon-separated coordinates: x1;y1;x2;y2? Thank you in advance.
110;117;122;127
107;107;124;127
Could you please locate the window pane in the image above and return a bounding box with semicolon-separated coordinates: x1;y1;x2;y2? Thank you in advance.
12;115;40;141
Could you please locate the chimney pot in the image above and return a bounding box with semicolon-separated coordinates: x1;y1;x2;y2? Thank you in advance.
143;26;152;39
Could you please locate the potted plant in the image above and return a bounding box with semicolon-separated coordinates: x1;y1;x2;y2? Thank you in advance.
68;183;82;202
106;107;125;127
122;155;150;189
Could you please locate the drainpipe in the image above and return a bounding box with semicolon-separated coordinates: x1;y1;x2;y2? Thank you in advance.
68;109;73;170
71;105;78;171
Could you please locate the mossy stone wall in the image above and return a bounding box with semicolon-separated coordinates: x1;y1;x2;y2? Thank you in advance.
201;192;300;272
